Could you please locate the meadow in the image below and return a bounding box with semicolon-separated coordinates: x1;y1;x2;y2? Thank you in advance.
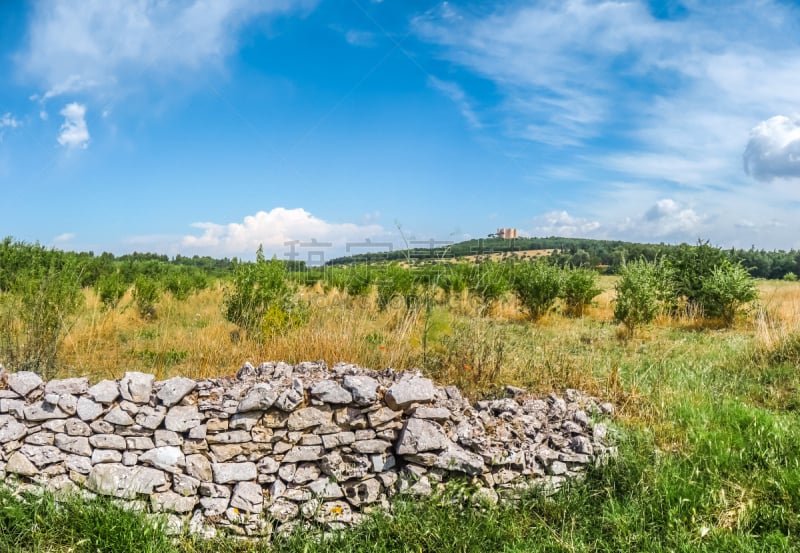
2;247;800;552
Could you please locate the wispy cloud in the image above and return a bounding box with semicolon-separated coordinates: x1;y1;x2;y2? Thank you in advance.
57;102;89;149
427;76;480;129
53;232;76;243
18;0;318;102
0;112;20;142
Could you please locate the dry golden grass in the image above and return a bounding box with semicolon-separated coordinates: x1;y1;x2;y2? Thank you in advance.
54;277;800;423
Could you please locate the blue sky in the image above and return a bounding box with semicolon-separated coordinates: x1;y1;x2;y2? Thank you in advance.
2;0;800;261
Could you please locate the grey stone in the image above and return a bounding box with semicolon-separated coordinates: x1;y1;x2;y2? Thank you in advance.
370;452;396;472
24;402;68;421
186;454;213;481
396;418;449;455
230;481;264;513
90;420;114;434
0;415;27;443
412;407;452;421
1;398;25;418
342;375;379;406
152;491;197;514
65;419;91;436
352;439;392;454
307;477;344;499
156;377;197;407
207;430;251;444
293;463;321;484
55;434;92;456
283;445;324;463
57;394;78;415
86;464;169;499
199;482;231;498
45;378;89;396
119;372;155;403
209;444;245;462
41;419;66;433
173;474;200;496
571;435;593;455
229;412;260;431
89;434;126;450
6;451;38;476
237;384;277;412
212;462;257;483
8;371;43;397
91;449;123;464
343;478;382;505
122;452;138;466
268;499;298;522
65;454;92;474
188;425;206;440
434;444;485;475
367;406;402;427
547;461;568;476
139;446;185;473
287;407;331;431
322;431;355;449
200;496;229;516
126;436;155;450
44;393;60;405
88;380;119;403
20;444;64;466
135;405;167;429
310;380;352;404
257;456;280;474
385;377;436;410
104;407;135;426
320;451;371;481
25;431;54;445
275;379;304;412
165;405;202;432
154;430;183;447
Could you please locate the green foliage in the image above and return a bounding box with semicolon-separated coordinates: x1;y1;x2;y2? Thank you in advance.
700;262;758;326
345;265;374;298
560;267;601;317
509;260;563;320
437;262;471;296
614;258;673;337
0;255;83;378
375;264;416;310
782;272;797;282
95;270;128;309
223;246;308;339
667;240;729;310
132;275;161;319
468;262;510;314
163;266;209;301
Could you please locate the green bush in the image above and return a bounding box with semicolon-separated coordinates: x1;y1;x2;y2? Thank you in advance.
163;266;208;301
700;261;758;326
345;264;374;298
0;258;83;378
375;265;416;310
132;275;161;319
510;260;562;321
561;267;601;317
782;272;797;282
95;270;128;309
223;246;308;339
614;258;673;338
468;262;510;314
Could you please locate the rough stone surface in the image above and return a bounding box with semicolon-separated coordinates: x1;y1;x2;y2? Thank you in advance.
0;364;615;538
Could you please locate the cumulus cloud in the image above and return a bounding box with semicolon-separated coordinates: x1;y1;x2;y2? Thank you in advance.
57;102;89;148
743;115;800;181
527;211;602;237
182;208;385;261
619;198;706;238
53;232;76;243
19;0;317;101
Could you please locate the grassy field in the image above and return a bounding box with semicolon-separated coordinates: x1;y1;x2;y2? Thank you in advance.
3;278;800;551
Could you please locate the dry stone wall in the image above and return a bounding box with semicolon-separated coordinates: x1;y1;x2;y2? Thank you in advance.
0;361;615;537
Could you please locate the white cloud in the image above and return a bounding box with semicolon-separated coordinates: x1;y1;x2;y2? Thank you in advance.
181;207;386;260
53;232;76;243
427;76;481;129
19;0;317;101
57;102;90;148
344;29;377;47
618;198;707;239
743;115;800;181
527;211;602;237
0;113;20;142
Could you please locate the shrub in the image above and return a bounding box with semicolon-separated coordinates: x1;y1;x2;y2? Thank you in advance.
700;261;758;326
345;265;374;298
375;265;416;310
0;258;83;378
132;275;161;319
223;246;308;339
614;258;673;338
510;260;562;321
561;267;601;317
95;270;127;308
163;266;208;301
468;262;510;315
782;272;798;282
